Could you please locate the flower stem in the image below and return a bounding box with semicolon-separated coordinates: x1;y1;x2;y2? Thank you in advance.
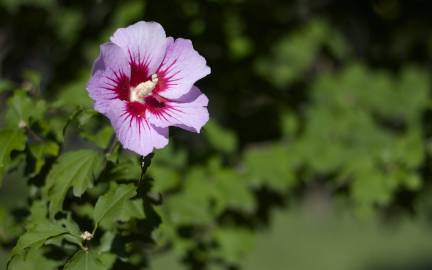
136;153;162;235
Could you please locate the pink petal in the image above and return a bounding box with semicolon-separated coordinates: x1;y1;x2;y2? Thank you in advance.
91;42;130;75
87;42;130;113
111;21;167;76
106;100;169;156
155;38;211;99
147;86;209;133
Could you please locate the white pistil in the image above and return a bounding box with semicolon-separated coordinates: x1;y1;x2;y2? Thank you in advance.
130;74;159;102
80;231;93;241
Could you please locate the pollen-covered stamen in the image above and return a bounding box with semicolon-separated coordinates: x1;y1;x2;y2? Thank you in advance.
130;74;159;102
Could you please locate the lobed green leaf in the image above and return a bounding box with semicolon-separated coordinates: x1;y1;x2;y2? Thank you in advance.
92;184;138;229
64;250;108;270
44;149;105;215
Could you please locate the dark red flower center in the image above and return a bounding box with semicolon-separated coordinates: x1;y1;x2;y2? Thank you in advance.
105;52;170;123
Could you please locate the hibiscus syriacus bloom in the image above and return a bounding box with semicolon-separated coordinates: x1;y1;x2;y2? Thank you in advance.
87;21;210;156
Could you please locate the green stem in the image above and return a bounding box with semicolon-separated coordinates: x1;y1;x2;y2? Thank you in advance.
91;225;98;237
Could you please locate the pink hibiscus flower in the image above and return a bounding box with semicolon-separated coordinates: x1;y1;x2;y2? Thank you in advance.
87;21;210;156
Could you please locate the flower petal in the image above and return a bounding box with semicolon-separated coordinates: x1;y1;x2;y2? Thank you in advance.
106;100;169;156
91;42;130;74
111;21;167;76
87;42;130;113
155;38;211;99
148;86;209;133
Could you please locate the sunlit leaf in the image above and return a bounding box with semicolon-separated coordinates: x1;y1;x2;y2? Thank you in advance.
5;90;46;128
0;129;26;186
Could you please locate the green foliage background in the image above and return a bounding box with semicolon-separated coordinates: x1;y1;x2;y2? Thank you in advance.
1;0;432;269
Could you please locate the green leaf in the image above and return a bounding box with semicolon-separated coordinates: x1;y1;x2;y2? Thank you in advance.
213;227;255;264
76;109;98;127
108;157;141;182
22;70;42;88
98;232;116;253
5;90;46;128
280;113;298;137
44;149;105;214
68;109;113;148
81;126;113;149
57;214;83;247
92;184;137;228
150;164;181;194
22;201;81;248
26;200;49;225
214;169;255;213
64;250;108;270
163;167;217;226
11;222;68;256
204;121;237;153
8;249;59;270
0;79;13;93
244;143;298;191
99;198;145;230
119;199;145;220
5;91;32;128
151;144;187;168
0;129;26;186
255;20;332;88
224;13;254;59
0;207;20;243
296;64;429;213
53;70;92;109
151;251;187;270
28;141;59;177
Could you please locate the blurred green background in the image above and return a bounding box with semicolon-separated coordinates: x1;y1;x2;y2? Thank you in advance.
1;0;432;269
